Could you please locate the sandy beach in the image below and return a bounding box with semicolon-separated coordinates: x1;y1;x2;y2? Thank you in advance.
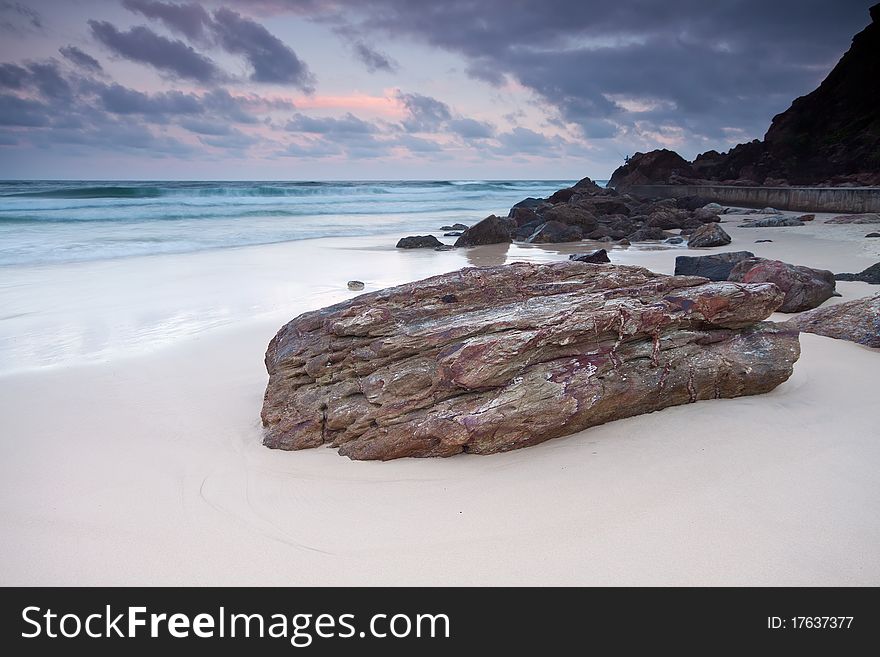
1;211;878;586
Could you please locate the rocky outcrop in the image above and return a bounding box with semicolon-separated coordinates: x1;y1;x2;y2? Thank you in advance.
607;149;696;188
784;294;879;348
261;262;800;460
453;215;514;247
674;251;755;281
835;262;880;284
607;6;880;187
728;258;836;312
397;235;443;249
826;213;880;224
440;223;468;231
687;223;732;248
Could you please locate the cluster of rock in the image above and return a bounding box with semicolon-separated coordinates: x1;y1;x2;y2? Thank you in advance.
394;177;740;250
607;5;880;188
674;252;837;312
262;262;800;460
452;177;733;247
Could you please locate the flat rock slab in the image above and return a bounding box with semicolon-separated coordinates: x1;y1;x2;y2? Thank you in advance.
784;294;880;348
826;213;880;224
261;262;800;460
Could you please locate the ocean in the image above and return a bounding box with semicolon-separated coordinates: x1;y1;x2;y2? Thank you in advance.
0;180;600;267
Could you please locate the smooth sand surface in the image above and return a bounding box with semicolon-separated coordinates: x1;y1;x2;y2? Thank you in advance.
1;211;878;585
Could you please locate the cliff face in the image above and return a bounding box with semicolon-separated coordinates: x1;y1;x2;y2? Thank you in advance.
610;4;880;188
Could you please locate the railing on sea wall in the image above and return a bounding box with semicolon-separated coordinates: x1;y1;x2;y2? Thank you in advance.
624;185;880;214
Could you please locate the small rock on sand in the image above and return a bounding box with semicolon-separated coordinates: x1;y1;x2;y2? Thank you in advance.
397;235;443;249
347;281;365;291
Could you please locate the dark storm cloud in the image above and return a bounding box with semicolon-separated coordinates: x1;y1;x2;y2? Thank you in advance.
211;8;315;88
395;91;451;131
0;1;42;33
0;63;27;88
88;20;224;82
0;94;49;126
352;42;398;73
0;60;71;99
26;61;72;100
251;0;873;151
122;0;213;42
59;46;104;74
98;83;202;116
119;2;316;88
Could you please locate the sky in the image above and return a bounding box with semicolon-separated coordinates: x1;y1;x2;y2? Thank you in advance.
0;0;874;180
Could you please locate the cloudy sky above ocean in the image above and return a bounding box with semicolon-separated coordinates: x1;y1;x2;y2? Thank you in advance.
0;0;872;179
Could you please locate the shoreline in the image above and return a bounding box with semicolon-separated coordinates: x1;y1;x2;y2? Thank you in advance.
1;208;878;585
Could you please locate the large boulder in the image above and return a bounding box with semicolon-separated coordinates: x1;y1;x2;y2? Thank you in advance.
261;262;800;460
397;235;443;249
508;197;546;215
692;208;722;223
728;257;836;312
510;206;539;225
835;262;880;284
646;209;698;230
674;251;755;281
541;204;598;230
576;198;632;217
454;215;514;247
607;149;696;188
784;294;880;348
514;219;544;241
547;187;578;204
687;223;732;247
525;221;583;243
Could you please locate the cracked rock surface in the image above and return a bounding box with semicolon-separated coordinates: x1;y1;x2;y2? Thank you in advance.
261;262;800;460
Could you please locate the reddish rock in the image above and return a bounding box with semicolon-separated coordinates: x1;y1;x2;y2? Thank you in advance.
261;262;800;460
728;257;836;312
784;294;880;348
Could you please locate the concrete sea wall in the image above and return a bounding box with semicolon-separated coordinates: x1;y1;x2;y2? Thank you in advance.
625;185;880;214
